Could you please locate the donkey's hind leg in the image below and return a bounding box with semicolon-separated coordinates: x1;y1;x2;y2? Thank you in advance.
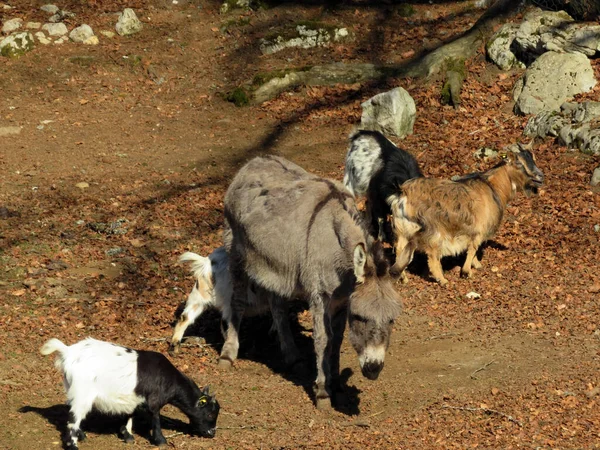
267;291;301;368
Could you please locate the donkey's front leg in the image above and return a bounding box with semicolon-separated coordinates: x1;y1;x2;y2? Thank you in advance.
310;295;332;410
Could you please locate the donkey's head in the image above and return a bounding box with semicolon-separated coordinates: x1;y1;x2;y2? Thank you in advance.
348;241;402;380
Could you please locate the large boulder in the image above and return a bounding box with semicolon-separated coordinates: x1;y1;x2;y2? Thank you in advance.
360;87;416;138
487;9;600;70
69;24;94;43
513;51;596;115
115;8;142;36
0;31;34;57
487;23;525;70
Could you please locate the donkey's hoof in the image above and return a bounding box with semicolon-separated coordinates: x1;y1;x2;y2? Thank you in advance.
315;396;332;411
217;358;233;370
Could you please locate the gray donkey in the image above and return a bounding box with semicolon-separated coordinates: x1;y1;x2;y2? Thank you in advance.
220;155;402;409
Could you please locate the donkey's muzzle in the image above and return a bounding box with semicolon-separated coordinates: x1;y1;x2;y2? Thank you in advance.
361;361;383;380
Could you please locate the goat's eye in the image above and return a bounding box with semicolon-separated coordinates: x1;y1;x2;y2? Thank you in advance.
198;396;208;407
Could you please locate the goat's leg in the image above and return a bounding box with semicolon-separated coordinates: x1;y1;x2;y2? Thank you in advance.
426;247;448;286
148;405;166;447
471;254;482;269
64;396;93;449
310;295;332;410
267;292;301;368
461;242;479;278
169;293;206;355
218;260;246;370
119;416;135;443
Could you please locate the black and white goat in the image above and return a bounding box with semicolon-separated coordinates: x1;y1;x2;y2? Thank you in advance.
41;338;220;448
169;247;270;355
343;130;423;241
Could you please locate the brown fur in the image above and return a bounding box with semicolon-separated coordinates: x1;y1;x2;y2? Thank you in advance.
388;150;544;286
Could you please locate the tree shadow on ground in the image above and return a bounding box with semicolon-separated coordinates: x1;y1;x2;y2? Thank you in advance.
171;301;361;415
19;404;193;450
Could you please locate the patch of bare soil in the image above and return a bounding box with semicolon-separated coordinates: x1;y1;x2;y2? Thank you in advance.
1;1;600;449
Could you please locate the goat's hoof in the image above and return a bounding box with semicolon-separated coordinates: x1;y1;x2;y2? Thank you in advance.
315;396;332;411
437;279;449;287
168;343;179;356
76;430;86;441
461;271;472;279
472;261;482;269
217;357;233;370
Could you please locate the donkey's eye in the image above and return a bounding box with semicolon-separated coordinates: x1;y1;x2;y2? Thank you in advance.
350;313;367;323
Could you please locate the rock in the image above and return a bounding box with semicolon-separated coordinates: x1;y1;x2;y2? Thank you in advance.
83;35;99;45
115;8;143;36
48;10;75;23
487;23;525;70
591;167;600;186
54;36;67;45
42;22;67;36
1;3;13;10
69;24;94;43
40;4;59;14
0;126;21;136
100;30;115;38
0;32;34;57
513;51;596;115
220;0;250;14
35;31;51;45
473;147;498;160
2;17;23;34
260;24;350;55
26;22;41;30
75;182;89;189
360;87;416;138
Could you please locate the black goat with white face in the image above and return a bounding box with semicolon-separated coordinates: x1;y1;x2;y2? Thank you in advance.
343;130;423;241
41;338;219;448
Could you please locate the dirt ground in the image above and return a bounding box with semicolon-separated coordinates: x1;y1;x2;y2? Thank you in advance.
1;1;600;449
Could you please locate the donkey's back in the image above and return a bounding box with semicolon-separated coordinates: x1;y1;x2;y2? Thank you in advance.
225;155;363;298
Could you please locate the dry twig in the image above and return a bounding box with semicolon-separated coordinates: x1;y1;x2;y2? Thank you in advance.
470;360;496;379
442;404;523;427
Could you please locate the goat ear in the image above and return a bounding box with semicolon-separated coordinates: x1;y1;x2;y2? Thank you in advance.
202;385;210;395
353;243;367;284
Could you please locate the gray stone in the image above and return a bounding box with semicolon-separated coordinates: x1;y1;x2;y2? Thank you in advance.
260;24;350;55
42;22;67;36
48;10;75;23
83;35;99;45
473;147;498;160
115;8;142;36
40;4;59;14
514;51;596;115
487;23;525;70
220;0;250;14
360;87;416;138
54;36;67;45
100;30;115;38
69;24;94;43
26;22;41;30
2;17;22;34
591;167;600;186
0;31;34;57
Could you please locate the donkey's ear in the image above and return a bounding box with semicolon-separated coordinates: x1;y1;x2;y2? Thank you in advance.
353;243;367;284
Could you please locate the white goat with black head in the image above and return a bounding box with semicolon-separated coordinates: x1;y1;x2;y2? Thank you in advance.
41;338;220;448
343;130;423;241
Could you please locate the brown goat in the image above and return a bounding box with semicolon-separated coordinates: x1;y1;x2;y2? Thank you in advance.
387;148;544;286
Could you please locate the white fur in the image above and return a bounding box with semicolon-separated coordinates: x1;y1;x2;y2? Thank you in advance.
343;133;384;197
172;247;268;349
358;344;386;368
41;338;144;417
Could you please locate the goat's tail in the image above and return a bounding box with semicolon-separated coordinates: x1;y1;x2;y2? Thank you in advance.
180;252;212;281
40;338;68;356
